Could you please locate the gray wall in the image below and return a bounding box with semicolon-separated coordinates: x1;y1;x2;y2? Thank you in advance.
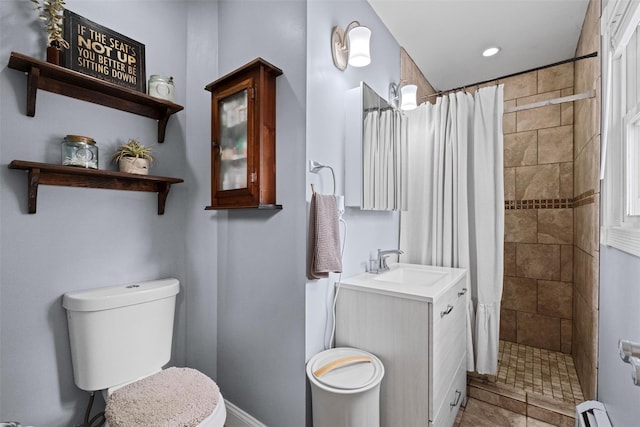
0;1;189;425
215;1;308;426
184;1;220;382
0;0;402;425
598;245;640;425
304;0;401;360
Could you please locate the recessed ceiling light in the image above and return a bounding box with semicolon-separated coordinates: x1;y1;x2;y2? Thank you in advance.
482;47;500;57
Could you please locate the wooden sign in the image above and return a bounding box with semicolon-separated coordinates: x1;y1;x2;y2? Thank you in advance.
63;10;146;92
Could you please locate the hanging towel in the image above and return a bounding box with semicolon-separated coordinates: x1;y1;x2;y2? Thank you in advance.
307;192;342;280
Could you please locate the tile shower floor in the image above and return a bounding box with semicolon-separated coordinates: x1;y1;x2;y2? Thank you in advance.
456;341;585;426
496;340;584;405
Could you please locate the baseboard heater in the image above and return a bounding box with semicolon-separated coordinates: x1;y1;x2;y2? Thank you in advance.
576;401;612;427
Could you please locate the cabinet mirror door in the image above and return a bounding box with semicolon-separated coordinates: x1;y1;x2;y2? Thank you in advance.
217;87;248;191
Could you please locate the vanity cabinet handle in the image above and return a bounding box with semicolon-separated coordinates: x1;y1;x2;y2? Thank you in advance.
450;390;462;407
440;304;454;317
458;288;467;297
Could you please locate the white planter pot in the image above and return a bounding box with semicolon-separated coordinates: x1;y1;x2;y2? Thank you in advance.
119;157;150;175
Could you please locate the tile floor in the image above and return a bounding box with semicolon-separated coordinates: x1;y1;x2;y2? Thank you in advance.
456;398;558;427
496;340;584;405
455;340;584;426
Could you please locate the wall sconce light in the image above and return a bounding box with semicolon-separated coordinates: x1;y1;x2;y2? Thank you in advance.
390;82;418;111
331;21;371;71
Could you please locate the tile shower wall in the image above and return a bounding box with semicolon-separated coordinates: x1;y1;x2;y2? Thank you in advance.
500;62;576;355
573;0;600;401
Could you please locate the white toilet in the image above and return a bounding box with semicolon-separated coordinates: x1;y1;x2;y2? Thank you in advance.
62;278;226;427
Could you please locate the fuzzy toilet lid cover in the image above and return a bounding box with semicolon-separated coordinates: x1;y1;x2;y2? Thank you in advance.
105;367;220;427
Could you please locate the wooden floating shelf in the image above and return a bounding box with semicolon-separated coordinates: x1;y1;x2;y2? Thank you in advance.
204;204;283;210
8;160;184;215
7;52;184;143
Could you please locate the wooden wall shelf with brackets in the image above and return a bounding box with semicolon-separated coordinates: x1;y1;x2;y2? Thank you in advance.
8;160;184;215
7;52;184;143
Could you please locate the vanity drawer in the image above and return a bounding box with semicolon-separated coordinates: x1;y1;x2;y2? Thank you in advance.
431;277;467;416
430;356;467;427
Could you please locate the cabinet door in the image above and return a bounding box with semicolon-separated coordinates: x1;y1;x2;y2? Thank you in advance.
211;77;256;207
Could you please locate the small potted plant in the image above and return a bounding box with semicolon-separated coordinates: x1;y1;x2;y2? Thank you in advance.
31;0;70;65
112;139;155;175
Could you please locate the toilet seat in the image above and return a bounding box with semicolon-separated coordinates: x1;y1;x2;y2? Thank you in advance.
105;367;224;427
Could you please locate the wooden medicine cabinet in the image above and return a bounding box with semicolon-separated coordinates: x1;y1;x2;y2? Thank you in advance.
204;58;282;210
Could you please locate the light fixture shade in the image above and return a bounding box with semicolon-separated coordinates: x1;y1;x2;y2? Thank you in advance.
347;26;371;67
400;84;418;110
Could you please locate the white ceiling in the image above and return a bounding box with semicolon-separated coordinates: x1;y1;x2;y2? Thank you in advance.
367;0;591;91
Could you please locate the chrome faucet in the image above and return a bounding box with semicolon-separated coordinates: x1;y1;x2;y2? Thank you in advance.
370;249;404;273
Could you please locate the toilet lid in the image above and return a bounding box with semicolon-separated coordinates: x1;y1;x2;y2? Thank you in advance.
308;347;384;391
105;367;220;427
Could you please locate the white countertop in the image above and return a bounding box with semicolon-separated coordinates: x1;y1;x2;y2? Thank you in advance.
338;263;467;302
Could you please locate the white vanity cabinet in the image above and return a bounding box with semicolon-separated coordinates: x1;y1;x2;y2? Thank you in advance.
335;264;467;427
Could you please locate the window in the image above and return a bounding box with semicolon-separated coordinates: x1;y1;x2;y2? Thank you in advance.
602;0;640;256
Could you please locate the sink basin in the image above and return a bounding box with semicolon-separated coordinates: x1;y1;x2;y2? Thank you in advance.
373;267;447;287
339;263;467;302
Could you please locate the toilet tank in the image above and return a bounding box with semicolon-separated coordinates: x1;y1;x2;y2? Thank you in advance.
62;278;180;391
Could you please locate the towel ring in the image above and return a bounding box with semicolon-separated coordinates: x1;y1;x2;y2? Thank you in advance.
309;160;336;195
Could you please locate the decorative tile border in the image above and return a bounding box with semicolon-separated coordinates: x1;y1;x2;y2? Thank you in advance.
505;191;596;210
505;199;573;210
573;190;595;208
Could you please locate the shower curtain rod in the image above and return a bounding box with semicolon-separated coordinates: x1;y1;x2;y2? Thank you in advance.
422;51;598;100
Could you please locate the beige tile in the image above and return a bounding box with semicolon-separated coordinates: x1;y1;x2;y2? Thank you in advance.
516;244;561;280
560;245;573;282
559;162;573;199
574;97;597;156
505;168;516;200
504;111;517;134
517;105;561;132
574;294;598;399
501;308;517;342
538;209;573;244
506;210;538;243
575;200;598;253
503;277;538;312
574;136;599;197
528;393;576;418
527;417;557;427
468;378;526;400
460;398;527;427
505;243;517;276
560;88;574;126
561;319;572;354
538;62;574;93
502;72;538;101
517;312;561;351
538;125;573;164
576;0;601;57
538;280;573;319
574;248;598;310
505;131;538;167
515;164;560;200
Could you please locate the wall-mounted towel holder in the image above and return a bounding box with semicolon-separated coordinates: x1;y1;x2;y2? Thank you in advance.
309;160;336;195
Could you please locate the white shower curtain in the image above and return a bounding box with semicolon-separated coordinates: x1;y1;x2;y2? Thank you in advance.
400;85;504;374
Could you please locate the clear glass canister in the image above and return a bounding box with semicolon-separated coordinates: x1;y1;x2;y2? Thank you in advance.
148;75;175;102
61;135;98;169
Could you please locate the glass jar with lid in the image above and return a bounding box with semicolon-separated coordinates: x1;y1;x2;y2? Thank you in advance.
61;135;98;169
148;75;175;102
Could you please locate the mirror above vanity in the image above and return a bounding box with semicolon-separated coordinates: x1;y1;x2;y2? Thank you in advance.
345;82;407;211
